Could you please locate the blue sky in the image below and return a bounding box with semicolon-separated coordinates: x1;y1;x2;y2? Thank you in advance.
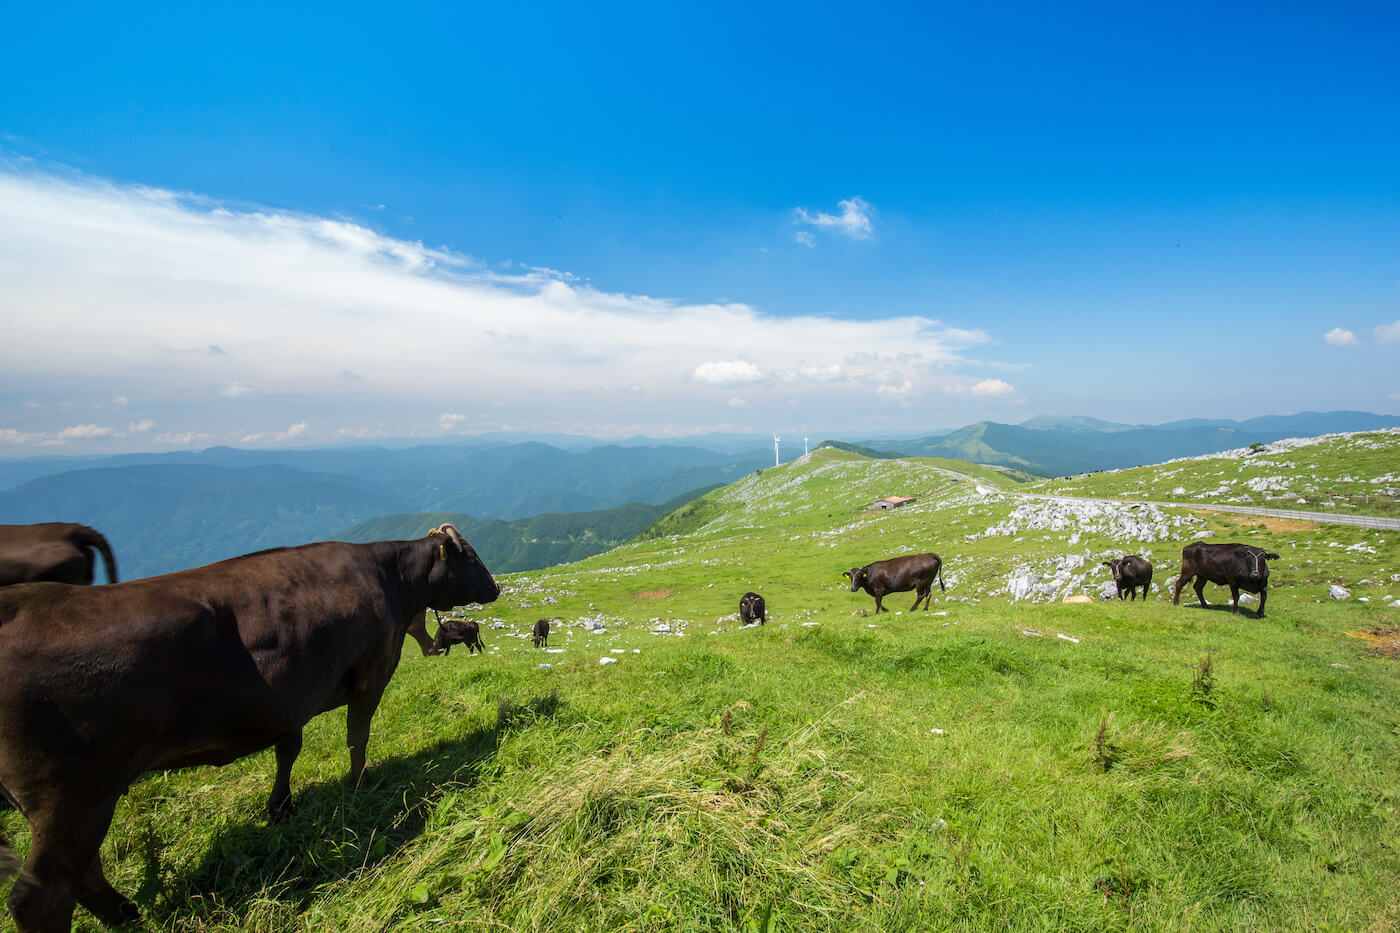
2;1;1398;454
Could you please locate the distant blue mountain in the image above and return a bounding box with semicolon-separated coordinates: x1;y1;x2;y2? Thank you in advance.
0;442;770;578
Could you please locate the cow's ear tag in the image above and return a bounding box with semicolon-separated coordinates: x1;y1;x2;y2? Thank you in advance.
439;544;447;561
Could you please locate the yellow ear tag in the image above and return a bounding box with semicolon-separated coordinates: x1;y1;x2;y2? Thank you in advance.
439;544;447;561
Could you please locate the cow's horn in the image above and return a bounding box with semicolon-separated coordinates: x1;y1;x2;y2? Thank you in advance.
429;524;466;551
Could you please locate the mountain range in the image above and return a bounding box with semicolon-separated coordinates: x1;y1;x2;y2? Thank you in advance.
1;410;1396;579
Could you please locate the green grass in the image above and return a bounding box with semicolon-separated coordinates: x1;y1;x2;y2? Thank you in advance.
1034;430;1400;518
4;446;1400;931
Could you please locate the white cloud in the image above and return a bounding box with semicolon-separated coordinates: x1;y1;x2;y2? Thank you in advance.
728;397;747;408
794;197;875;241
0;167;999;451
970;378;1016;397
1324;327;1361;347
128;418;155;432
218;381;255;398
440;412;467;429
1375;320;1400;344
795;231;815;249
56;423;115;439
694;360;764;385
154;431;209;446
241;422;308;444
0;428;41;445
876;380;915;404
799;363;844;383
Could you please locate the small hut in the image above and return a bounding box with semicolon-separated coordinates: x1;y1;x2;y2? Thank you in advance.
871;495;914;511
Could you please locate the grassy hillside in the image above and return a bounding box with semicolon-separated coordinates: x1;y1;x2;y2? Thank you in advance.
3;447;1398;931
1037;429;1400;519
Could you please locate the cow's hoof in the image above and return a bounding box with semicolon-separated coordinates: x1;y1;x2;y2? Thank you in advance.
86;891;141;928
266;798;295;824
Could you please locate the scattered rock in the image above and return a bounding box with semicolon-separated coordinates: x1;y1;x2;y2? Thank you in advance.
1329;585;1352;600
1063;595;1093;604
599;657;617;666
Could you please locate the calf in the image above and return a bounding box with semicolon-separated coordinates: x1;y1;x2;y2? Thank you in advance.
0;524;497;933
1103;555;1152;601
0;523;118;587
844;552;945;613
434;617;485;655
1172;541;1280;617
739;591;766;626
532;617;551;648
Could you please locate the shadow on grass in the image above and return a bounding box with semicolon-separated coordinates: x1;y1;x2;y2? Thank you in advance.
143;690;562;925
1182;600;1267;620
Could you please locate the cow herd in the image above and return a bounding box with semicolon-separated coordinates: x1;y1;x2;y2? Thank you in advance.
0;520;1281;932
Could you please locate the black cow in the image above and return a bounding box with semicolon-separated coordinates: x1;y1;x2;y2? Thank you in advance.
739;591;766;626
0;523;118;587
0;524;497;933
843;552;945;612
1172;541;1280;617
532;617;551;648
1103;555;1152;601
433;617;485;656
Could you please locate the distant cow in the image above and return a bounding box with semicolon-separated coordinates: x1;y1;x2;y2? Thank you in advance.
1103;555;1152;601
0;523;118;587
844;552;946;613
0;524;497;933
739;592;766;626
1172;541;1279;617
433;616;485;656
532;618;551;648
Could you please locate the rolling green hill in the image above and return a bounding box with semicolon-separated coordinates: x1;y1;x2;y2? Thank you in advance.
333;487;720;573
3;441;1398;931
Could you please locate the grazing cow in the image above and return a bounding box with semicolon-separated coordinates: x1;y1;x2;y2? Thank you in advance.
1172;541;1280;617
532;617;551;648
0;524;497;933
843;552;945;613
0;523;118;587
1103;555;1152;601
433;617;485;656
739;591;766;626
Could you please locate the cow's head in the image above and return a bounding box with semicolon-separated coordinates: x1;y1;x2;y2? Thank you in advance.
426;524;500;610
843;567;868;592
1101;558;1123;580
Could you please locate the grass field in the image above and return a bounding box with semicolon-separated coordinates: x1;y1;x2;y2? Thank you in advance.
4;442;1399;931
1037;429;1400;519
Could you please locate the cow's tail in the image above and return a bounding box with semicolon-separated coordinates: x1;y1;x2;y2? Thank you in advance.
78;526;119;584
937;561;946;592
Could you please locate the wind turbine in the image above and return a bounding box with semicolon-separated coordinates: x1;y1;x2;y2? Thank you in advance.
773;433;781;467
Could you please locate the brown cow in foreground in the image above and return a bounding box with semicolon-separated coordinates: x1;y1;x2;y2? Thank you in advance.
844;552;946;612
532;618;551;648
1172;540;1279;617
0;524;497;933
0;523;118;587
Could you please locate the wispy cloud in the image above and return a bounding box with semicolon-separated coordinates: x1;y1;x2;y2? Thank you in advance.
793;197;875;243
1375;320;1400;344
0;167;999;452
1324;327;1361;347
